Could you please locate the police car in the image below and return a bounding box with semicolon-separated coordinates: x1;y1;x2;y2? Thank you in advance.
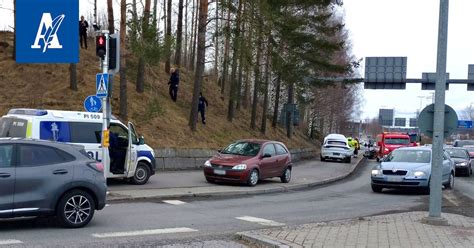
0;109;156;184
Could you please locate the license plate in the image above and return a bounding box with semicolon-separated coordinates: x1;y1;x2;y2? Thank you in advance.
386;176;403;182
214;169;226;175
333;153;340;156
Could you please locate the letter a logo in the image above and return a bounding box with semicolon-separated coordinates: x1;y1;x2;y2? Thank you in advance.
31;13;65;53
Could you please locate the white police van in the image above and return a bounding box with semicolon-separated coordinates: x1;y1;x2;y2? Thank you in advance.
0;109;156;184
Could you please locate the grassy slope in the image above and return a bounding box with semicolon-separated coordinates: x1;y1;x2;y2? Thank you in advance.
0;32;315;149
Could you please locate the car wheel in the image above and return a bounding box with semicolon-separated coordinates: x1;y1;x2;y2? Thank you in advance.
247;169;259;187
320;156;325;162
130;162;151;185
280;167;291;183
444;172;454;190
57;190;95;228
346;157;351;163
371;184;383;193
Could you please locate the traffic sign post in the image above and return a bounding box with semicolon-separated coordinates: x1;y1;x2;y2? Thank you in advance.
418;104;458;138
84;95;102;112
98;30;109;180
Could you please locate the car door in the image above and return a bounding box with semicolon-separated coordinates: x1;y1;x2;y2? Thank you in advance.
14;144;74;215
274;143;290;174
442;152;452;183
0;144;14;217
259;144;278;178
127;122;139;176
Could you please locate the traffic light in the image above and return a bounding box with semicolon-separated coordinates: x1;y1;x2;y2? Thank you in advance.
96;35;106;59
108;34;120;74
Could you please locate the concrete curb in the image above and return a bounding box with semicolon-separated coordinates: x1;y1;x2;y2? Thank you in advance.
236;232;290;248
107;158;366;203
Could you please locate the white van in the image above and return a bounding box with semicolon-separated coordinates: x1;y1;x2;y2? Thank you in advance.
321;134;353;163
0;109;156;184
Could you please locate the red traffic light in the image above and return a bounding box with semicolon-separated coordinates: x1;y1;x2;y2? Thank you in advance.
98;36;105;45
96;35;106;59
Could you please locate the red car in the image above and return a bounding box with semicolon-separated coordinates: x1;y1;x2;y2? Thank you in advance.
203;140;292;186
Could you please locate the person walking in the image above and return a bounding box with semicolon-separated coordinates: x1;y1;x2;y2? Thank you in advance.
168;68;180;102
79;16;89;49
198;92;209;124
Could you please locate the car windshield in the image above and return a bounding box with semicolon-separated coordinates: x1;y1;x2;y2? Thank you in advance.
221;142;261;156
385;138;409;145
384;150;431;163
464;146;474;152
446;149;467;159
456;140;474;147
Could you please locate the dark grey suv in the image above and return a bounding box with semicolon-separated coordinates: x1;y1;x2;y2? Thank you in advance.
0;138;107;228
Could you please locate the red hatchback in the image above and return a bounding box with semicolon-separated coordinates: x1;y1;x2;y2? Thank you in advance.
203;140;292;186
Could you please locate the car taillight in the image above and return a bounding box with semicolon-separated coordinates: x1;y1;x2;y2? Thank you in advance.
88;162;104;172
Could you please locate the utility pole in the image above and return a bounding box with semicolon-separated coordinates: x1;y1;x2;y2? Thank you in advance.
101;30;110;180
422;0;449;226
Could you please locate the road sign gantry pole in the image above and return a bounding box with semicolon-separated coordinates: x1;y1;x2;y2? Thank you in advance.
423;0;449;225
101;30;109;180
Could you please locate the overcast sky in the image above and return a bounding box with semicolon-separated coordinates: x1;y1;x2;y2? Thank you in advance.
343;0;474;120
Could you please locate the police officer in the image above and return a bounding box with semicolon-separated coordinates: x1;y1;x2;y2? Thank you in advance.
198;92;209;124
168;68;180;102
79;16;89;49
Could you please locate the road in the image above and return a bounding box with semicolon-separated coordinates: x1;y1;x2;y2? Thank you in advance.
1;159;473;247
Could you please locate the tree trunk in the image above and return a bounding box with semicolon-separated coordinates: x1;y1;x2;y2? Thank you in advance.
261;34;271;134
243;66;250;109
250;20;263;130
163;0;167;32
152;0;158;28
183;0;189;67
107;0;115;33
286;81;294;138
69;64;77;91
272;74;281;128
236;1;247;111
189;0;208;131
214;0;219;82
136;0;151;93
220;0;231;95
188;0;196;69
227;0;242;122
190;0;199;71
119;0;128;120
174;0;184;67
94;0;98;23
165;0;172;74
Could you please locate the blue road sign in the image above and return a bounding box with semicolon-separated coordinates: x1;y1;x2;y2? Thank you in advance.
458;120;473;129
16;0;79;63
96;73;109;98
84;95;102;112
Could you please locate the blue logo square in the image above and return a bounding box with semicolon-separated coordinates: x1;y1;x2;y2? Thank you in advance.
16;0;79;63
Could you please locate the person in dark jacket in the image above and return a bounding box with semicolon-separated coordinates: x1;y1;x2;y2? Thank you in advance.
168;68;180;102
79;16;89;49
198;92;209;124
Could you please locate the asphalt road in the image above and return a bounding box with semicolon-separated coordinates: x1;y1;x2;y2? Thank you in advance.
1;159;473;247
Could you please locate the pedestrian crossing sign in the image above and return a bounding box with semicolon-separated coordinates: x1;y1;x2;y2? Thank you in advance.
96;73;109;98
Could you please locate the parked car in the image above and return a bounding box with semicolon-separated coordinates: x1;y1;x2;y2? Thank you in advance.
371;146;455;193
0;138;107;228
445;147;472;176
320;134;353;163
453;139;474;148
203;140;292;186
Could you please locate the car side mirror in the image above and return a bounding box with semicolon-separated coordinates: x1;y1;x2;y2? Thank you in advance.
217;149;222;153
138;136;145;145
262;153;272;159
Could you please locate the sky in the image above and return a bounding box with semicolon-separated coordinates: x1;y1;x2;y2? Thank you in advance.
343;0;474;120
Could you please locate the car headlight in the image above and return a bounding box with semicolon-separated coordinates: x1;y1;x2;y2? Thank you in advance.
384;148;389;152
371;169;382;176
204;160;212;167
232;164;247;170
413;171;426;177
457;162;468;166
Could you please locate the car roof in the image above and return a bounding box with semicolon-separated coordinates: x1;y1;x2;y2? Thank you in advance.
237;139;279;144
396;146;432;151
0;137;84;150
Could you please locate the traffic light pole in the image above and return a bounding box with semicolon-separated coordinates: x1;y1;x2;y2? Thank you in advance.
101;30;109;180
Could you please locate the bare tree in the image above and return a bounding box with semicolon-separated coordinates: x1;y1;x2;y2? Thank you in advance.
174;0;184;67
227;0;243;122
165;0;172;73
189;0;208;131
119;0;128;119
261;34;272;134
107;0;115;33
220;0;231;94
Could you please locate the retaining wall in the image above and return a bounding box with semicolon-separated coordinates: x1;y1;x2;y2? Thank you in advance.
154;147;317;170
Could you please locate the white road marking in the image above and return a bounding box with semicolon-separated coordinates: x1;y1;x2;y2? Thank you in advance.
105;204;111;207
92;227;198;238
0;240;23;245
236;216;285;227
444;192;460;207
163;200;186;205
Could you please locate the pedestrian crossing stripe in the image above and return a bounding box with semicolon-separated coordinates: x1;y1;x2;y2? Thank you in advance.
96;73;109;98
